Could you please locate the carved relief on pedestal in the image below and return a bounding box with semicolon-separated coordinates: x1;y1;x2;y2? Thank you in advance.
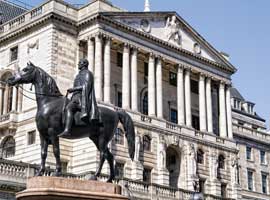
158;135;167;169
210;152;219;180
165;16;182;46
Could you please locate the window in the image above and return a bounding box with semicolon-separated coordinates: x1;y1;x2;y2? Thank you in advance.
246;146;252;160
115;162;125;178
260;150;266;164
10;46;18;62
117;92;122;108
61;161;68;173
115;128;124;145
197;149;204;164
218;154;225;169
142;92;148;115
262;173;268;194
191;79;198;94
192;115;200;130
1;136;15;158
170;109;177;124
143;135;151;152
143;167;152;183
247;170;254;191
199;179;205;194
221;183;227;197
27;130;36;145
117;52;123;67
169;72;177;86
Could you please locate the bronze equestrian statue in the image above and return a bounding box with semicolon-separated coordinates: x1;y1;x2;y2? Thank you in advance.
7;60;135;182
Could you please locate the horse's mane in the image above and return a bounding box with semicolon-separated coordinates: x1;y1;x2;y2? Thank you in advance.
35;66;62;96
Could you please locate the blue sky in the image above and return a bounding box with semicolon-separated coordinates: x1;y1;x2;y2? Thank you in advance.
15;0;270;128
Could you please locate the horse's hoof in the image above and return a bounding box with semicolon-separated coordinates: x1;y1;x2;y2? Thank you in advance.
106;179;113;183
89;175;97;181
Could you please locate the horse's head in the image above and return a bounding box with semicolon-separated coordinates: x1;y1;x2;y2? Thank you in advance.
7;62;36;86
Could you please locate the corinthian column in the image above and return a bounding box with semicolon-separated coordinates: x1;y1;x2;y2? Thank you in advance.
104;37;111;104
122;43;130;109
206;77;213;133
11;87;17;112
184;69;191;126
199;73;206;131
3;85;8;114
177;65;185;125
0;86;3;114
131;48;138;111
219;82;227;137
226;85;233;138
94;34;103;101
87;37;95;73
148;53;156;116
156;57;163;118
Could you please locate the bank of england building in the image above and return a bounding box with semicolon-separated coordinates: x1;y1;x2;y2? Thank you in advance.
0;0;269;199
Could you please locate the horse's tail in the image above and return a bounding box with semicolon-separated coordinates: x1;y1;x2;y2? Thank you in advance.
117;110;135;161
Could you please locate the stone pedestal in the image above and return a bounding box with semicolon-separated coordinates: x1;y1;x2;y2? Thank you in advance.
157;168;169;186
131;161;143;180
16;177;128;200
208;179;221;196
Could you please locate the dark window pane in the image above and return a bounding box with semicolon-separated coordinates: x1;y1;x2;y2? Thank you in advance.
191;79;199;94
262;174;267;194
221;184;227;197
197;149;204;164
218;155;225;169
1;136;15;158
10;46;18;62
115;128;124;145
169;72;177;86
144;62;148;77
248;171;253;191
260;150;266;164
142;92;148;115
117;52;123;67
115;162;125;178
199;179;205;193
192;115;200;130
170;109;177;124
117;92;122;108
143;168;151;183
246;146;252;160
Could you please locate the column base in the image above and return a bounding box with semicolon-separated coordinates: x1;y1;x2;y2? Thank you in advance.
208;179;221;196
131;161;143;181
156;168;169;186
230;183;242;199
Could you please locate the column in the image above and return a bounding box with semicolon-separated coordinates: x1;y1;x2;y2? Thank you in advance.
87;37;95;73
94;34;103;101
177;65;185;125
219;82;227;137
184;69;191;126
0;86;3;114
17;87;23;112
156;57;163;118
122;43;130;109
206;77;213;133
226;85;233;138
199;73;207;131
104;37;111;104
3;85;8;114
11;86;17;112
148;53;156;116
131;48;138;111
75;41;81;74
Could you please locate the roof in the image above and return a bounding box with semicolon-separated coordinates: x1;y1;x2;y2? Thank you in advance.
0;0;27;24
230;87;245;101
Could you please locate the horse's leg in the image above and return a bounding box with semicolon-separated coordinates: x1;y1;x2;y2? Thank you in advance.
36;136;48;176
50;129;62;176
104;147;115;183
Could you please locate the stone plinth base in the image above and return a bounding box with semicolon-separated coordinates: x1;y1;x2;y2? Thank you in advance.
16;176;128;200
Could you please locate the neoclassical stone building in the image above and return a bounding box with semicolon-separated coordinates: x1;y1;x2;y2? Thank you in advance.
0;0;269;199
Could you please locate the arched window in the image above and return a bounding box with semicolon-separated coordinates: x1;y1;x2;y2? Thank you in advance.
197;149;204;164
143;135;151;152
142;92;148;115
115;128;124;145
1;136;15;158
218;154;225;169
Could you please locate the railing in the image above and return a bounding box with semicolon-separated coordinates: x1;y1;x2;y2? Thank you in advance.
233;123;270;141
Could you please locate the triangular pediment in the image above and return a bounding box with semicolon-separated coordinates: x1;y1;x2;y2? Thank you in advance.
101;12;236;73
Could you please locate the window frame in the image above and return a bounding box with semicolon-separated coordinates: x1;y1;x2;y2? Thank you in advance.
114;128;124;145
143;167;152;183
1;136;15;158
170;108;178;124
115;162;125;179
247;170;254;191
197;149;204;165
246;146;252;161
27;130;36;145
10;46;18;63
261;173;268;194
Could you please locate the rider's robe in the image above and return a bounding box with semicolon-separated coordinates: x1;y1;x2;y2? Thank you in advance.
73;68;99;123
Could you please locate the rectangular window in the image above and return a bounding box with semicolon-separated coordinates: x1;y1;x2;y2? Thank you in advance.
247;170;253;191
246;146;252;160
115;128;124;145
192;115;200;130
117;92;122;108
262;173;268;194
27;130;36;145
117;52;123;67
191;79;199;94
221;183;227;197
10;46;18;62
143;167;152;183
115;162;125;178
170;108;178;124
169;72;177;86
260;150;266;164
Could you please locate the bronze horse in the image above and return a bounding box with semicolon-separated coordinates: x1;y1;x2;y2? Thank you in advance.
7;62;135;182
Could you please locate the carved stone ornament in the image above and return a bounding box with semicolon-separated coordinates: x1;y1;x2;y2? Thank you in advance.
193;43;201;54
27;39;39;54
165;16;182;46
140;19;151;33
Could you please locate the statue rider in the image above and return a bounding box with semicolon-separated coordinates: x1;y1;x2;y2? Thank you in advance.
59;58;101;137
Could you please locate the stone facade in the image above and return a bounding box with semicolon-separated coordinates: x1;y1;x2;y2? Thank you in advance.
0;0;269;200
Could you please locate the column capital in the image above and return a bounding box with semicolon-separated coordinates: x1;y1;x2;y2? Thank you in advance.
94;32;103;39
104;35;112;42
131;46;139;54
148;52;155;59
123;42;130;49
86;36;94;41
199;72;206;78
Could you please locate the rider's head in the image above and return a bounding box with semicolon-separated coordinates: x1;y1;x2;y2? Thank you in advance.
78;58;89;70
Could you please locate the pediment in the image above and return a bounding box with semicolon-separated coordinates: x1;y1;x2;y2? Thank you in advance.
101;12;236;73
